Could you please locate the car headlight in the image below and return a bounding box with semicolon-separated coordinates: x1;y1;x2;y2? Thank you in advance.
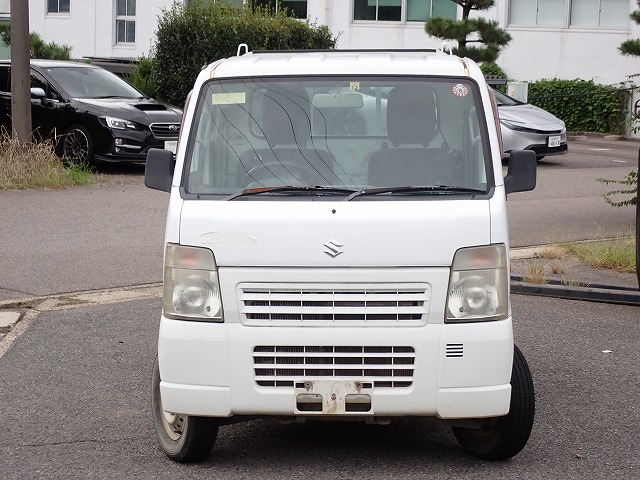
445;245;508;323
102;116;137;130
163;244;223;322
499;119;527;131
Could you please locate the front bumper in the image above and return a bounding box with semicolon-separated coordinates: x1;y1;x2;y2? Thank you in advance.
157;318;514;420
94;127;177;163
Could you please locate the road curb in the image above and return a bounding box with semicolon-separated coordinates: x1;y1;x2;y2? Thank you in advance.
511;276;640;306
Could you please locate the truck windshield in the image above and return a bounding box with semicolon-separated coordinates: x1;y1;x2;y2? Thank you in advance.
184;76;492;197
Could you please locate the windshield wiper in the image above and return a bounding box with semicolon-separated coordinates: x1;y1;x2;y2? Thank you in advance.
344;185;486;201
226;185;357;200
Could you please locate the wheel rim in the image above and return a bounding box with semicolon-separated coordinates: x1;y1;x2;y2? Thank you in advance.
154;379;188;442
161;409;187;441
63;129;89;163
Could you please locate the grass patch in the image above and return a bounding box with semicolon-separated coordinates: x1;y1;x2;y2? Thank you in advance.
560;236;637;273
522;262;548;284
0;132;94;190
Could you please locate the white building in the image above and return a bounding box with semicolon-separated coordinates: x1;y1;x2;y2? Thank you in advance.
18;1;640;86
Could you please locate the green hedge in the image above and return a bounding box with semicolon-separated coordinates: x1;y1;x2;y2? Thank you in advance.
147;2;337;107
526;79;628;134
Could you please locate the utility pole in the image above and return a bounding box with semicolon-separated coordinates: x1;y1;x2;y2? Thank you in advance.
10;0;31;143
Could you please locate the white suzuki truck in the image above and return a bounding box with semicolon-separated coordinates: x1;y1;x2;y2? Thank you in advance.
145;47;537;463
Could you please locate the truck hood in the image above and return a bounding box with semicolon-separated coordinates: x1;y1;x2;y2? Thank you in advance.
179;200;491;268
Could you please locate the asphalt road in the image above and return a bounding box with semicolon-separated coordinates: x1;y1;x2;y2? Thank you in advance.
0;137;637;302
1;294;638;479
506;136;638;247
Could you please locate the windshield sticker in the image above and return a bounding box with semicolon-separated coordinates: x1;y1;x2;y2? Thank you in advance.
452;84;469;97
350;82;360;91
211;92;246;105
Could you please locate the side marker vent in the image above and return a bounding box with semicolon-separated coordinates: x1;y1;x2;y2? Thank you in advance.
446;344;464;358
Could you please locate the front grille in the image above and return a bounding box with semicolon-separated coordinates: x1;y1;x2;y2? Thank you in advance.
149;123;180;139
239;284;429;326
253;345;415;388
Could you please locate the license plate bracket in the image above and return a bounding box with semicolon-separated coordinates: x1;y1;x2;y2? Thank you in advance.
294;380;372;415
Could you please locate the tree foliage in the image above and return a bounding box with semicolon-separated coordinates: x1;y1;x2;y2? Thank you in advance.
0;25;71;60
619;1;640;56
612;2;640;208
425;0;511;63
598;171;638;208
146;1;337;107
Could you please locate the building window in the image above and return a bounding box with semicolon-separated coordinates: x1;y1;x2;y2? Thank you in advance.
47;0;70;14
251;1;308;18
570;0;628;28
509;0;628;28
354;0;456;22
116;0;136;44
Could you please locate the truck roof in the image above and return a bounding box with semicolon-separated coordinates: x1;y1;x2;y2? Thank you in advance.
206;49;480;81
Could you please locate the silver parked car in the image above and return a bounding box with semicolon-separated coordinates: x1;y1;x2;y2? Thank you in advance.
494;89;567;160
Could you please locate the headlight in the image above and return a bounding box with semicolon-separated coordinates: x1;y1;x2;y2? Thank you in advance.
163;244;223;322
103;116;137;130
445;245;508;323
499;119;527;131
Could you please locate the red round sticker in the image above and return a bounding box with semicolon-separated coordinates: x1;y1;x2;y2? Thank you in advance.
452;84;469;97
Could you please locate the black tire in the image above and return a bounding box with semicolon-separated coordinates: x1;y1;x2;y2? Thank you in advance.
452;344;535;461
61;125;94;165
151;356;219;463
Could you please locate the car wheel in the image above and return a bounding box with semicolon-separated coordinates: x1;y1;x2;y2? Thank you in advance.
61;125;94;165
151;356;219;463
452;344;535;461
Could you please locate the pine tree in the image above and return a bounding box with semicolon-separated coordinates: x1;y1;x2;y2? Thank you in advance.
425;0;511;64
619;1;640;56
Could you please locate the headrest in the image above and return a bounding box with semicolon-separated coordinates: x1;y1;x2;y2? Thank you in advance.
261;87;311;147
387;85;438;146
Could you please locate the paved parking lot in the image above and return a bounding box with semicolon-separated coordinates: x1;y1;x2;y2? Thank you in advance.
0;294;638;479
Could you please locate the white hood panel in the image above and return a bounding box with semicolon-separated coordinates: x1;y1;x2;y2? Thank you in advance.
179;200;491;268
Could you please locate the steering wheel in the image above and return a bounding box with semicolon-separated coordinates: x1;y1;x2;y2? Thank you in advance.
241;161;325;188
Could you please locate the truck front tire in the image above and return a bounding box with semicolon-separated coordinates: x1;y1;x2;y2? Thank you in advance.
452;344;535;460
151;356;219;462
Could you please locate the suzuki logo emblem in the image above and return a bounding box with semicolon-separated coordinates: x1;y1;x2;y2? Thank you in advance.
323;239;343;258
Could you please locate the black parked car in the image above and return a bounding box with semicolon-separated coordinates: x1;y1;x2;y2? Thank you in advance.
0;59;182;164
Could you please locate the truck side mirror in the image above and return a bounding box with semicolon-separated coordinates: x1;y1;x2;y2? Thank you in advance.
504;150;537;194
145;148;174;193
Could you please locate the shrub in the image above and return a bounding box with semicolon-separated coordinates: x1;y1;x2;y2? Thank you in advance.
480;62;507;79
526;79;626;134
150;2;338;107
126;56;156;98
0;25;71;60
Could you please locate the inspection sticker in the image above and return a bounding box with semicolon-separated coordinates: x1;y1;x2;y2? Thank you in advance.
452;83;469;97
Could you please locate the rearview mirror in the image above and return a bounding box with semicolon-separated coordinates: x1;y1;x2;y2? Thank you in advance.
312;93;364;108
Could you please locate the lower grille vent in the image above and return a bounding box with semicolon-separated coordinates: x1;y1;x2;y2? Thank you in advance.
253;345;415;388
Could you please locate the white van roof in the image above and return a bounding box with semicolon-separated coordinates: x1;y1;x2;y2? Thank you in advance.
205;49;480;81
